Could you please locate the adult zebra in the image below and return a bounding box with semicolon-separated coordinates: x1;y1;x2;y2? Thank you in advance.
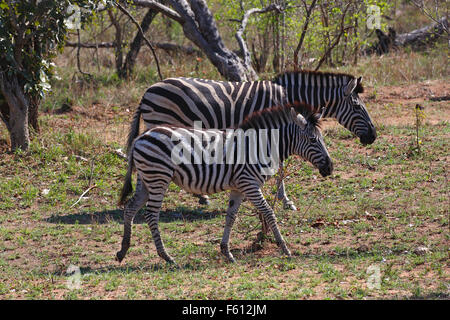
126;70;376;210
117;102;333;264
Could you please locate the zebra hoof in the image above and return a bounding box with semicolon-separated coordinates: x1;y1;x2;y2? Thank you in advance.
220;244;236;263
256;231;269;243
224;254;236;263
282;248;292;258
167;261;180;269
198;196;210;206
283;201;297;211
116;251;125;263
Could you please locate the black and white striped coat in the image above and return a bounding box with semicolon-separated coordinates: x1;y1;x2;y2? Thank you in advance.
117;102;333;264
126;70;376;210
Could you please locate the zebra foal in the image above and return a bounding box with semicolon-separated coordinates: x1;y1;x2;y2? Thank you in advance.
116;102;333;264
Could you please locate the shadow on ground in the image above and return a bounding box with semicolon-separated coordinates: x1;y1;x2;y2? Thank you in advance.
51;260;212;276
45;207;223;224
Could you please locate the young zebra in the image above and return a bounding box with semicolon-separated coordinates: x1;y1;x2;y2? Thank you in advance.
126;70;375;210
116;102;333;264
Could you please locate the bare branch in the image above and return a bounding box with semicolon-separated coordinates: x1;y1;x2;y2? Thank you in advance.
65;41;201;55
76;29;92;77
315;3;352;71
115;1;163;81
293;0;318;68
168;0;257;81
65;41;117;48
131;0;184;24
411;0;449;33
70;185;97;208
235;4;283;69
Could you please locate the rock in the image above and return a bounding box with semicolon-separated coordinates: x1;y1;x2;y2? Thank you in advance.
413;246;431;256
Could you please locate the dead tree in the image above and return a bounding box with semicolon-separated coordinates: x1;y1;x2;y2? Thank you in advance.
235;4;283;78
395;16;448;48
363;17;448;55
131;0;259;81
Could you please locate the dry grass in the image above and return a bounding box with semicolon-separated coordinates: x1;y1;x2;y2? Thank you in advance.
0;48;449;299
0;16;449;299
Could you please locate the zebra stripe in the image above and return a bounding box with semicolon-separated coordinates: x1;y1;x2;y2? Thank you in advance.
273;71;375;141
126;70;376;209
138;78;285;130
117;102;333;264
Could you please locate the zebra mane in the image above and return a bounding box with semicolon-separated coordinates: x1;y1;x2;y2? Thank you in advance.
274;69;364;94
239;101;321;131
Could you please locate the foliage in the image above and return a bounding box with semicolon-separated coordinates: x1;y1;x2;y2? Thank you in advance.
214;0;393;70
0;0;105;98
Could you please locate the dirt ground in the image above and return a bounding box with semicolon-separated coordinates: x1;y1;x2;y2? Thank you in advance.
0;79;449;300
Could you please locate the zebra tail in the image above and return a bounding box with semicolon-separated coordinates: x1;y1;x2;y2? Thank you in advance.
126;105;142;154
118;143;135;206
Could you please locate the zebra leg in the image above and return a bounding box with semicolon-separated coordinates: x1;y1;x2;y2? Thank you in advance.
220;190;244;263
277;179;297;211
116;176;148;263
244;187;291;257
142;180;176;264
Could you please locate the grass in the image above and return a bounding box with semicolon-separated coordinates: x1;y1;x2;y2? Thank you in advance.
0;44;449;299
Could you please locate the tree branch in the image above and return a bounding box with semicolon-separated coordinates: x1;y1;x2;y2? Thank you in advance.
65;41;117;48
115;1;163;81
130;0;184;24
411;0;449;33
76;29;92;77
315;3;352;71
65;41;201;55
235;4;283;69
293;0;318;68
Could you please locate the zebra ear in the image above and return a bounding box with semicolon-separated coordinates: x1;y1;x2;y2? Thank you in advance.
290;107;307;130
290;107;307;129
319;107;326;119
344;78;358;96
357;76;363;85
296;114;307;130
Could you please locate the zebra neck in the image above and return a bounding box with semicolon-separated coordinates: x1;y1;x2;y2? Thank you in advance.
248;124;292;170
273;73;347;118
272;124;295;164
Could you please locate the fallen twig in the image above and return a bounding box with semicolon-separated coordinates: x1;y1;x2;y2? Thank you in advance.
70;185;97;208
112;148;128;160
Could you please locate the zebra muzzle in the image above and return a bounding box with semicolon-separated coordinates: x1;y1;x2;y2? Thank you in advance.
318;158;333;177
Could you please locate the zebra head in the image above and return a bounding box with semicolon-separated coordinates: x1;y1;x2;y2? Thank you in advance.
337;77;377;145
291;108;333;177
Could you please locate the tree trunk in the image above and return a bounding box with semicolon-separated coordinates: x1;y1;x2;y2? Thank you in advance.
169;0;257;81
28;97;39;133
108;9;124;75
119;9;159;79
0;73;31;151
272;14;280;73
363;17;448;55
131;0;258;81
0;95;9;130
251;32;270;73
